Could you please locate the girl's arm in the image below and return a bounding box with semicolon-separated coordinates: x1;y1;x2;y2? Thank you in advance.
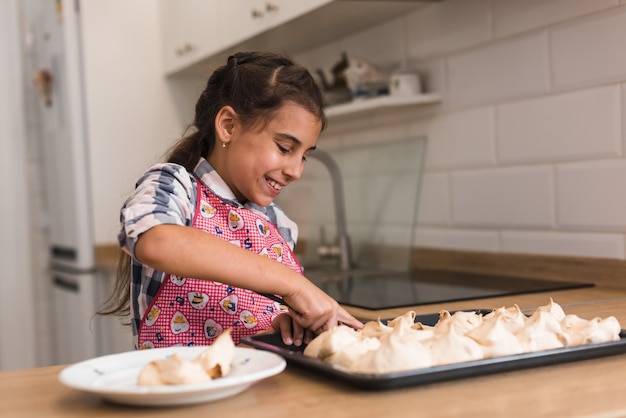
135;224;363;333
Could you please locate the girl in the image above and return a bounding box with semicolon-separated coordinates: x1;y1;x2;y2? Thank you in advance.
101;51;363;349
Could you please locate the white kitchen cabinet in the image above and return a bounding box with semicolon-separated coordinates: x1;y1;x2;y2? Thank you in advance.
217;1;268;50
218;0;332;51
159;0;223;76
159;0;330;76
159;1;434;77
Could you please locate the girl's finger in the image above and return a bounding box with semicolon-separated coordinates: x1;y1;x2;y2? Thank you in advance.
291;320;305;347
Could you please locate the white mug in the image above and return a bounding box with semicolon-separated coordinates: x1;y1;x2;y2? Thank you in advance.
389;70;421;97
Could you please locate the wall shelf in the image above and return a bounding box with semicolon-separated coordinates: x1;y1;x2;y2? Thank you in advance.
324;93;441;119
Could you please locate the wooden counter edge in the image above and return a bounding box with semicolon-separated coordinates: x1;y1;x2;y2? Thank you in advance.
411;248;626;290
94;244;122;273
98;242;626;291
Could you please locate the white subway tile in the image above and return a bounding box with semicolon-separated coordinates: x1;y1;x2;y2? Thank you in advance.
447;32;550;108
425;107;496;169
494;0;617;39
322;116;371;139
294;42;343;81
557;159;626;229
406;0;492;59
351;224;415;250
414;226;500;251
418;172;452;226
277;179;316;223
451;166;554;227
407;57;447;98
551;6;626;90
337;123;407;149
340;17;405;69
623;84;626;153
498;85;622;163
501;230;625;259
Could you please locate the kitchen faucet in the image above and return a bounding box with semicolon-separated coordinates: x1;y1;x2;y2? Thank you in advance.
309;149;352;271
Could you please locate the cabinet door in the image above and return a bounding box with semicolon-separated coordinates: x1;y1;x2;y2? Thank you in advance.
263;0;332;30
218;0;269;50
160;0;222;75
218;0;331;50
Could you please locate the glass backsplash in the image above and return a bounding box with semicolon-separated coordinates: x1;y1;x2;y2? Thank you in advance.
277;135;428;272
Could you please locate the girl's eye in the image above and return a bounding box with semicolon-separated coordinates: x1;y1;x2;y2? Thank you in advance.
277;144;289;154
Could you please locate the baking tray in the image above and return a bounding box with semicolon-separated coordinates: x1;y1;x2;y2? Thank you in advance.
240;310;626;390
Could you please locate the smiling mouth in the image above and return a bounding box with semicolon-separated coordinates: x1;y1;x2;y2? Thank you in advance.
266;178;283;191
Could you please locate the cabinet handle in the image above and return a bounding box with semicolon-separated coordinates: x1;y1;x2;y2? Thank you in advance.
266;2;279;12
176;44;194;56
251;8;264;18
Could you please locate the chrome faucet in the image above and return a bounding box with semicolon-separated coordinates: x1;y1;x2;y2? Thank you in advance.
309;149;352;271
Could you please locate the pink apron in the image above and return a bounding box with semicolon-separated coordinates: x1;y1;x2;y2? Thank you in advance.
137;179;302;348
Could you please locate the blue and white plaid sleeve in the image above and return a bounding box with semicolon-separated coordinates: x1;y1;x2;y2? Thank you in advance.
118;163;197;259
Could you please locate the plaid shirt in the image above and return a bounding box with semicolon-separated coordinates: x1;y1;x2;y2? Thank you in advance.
118;158;299;346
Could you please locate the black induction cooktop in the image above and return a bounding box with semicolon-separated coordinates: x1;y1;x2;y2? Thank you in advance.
308;268;594;310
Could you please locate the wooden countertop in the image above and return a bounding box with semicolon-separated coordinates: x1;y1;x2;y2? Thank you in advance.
2;287;626;418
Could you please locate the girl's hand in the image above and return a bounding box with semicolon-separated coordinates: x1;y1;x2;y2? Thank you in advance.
338;305;364;331
283;278;364;334
267;313;314;346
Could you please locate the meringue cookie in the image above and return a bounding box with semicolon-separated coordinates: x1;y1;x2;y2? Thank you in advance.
303;324;361;359
435;310;483;336
483;304;527;334
516;310;565;352
466;313;524;358
138;353;212;386
303;299;622;375
534;298;566;322
194;328;235;377
560;315;621;346
137;329;235;386
427;330;484;365
350;326;432;374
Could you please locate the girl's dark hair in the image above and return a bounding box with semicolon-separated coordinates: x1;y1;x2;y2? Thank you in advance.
98;51;326;320
168;51;327;171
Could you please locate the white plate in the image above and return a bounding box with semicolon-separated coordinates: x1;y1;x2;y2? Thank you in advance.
58;346;286;406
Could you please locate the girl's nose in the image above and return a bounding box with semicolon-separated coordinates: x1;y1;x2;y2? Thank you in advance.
284;156;305;180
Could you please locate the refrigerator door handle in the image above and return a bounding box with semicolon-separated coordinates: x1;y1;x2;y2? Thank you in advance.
51;246;77;262
52;276;80;293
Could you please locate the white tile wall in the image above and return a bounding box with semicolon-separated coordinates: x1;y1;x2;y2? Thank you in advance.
414;227;499;252
493;0;617;39
497;86;622;163
556;159;626;229
446;32;550;108
623;83;626;152
339;17;406;69
406;0;492;58
291;0;626;260
501;230;625;259
551;6;626;91
418;172;451;226
424;107;495;169
451;166;554;227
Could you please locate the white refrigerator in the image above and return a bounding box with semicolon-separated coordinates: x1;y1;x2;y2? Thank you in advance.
26;0;100;365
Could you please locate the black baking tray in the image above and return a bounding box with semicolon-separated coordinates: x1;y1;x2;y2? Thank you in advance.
240;310;626;390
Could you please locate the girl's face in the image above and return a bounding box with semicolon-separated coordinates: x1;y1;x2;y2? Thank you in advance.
217;102;322;207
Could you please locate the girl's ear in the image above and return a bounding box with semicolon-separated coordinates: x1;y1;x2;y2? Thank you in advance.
215;106;237;144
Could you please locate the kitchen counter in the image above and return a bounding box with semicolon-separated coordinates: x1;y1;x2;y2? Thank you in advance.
2;287;626;418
